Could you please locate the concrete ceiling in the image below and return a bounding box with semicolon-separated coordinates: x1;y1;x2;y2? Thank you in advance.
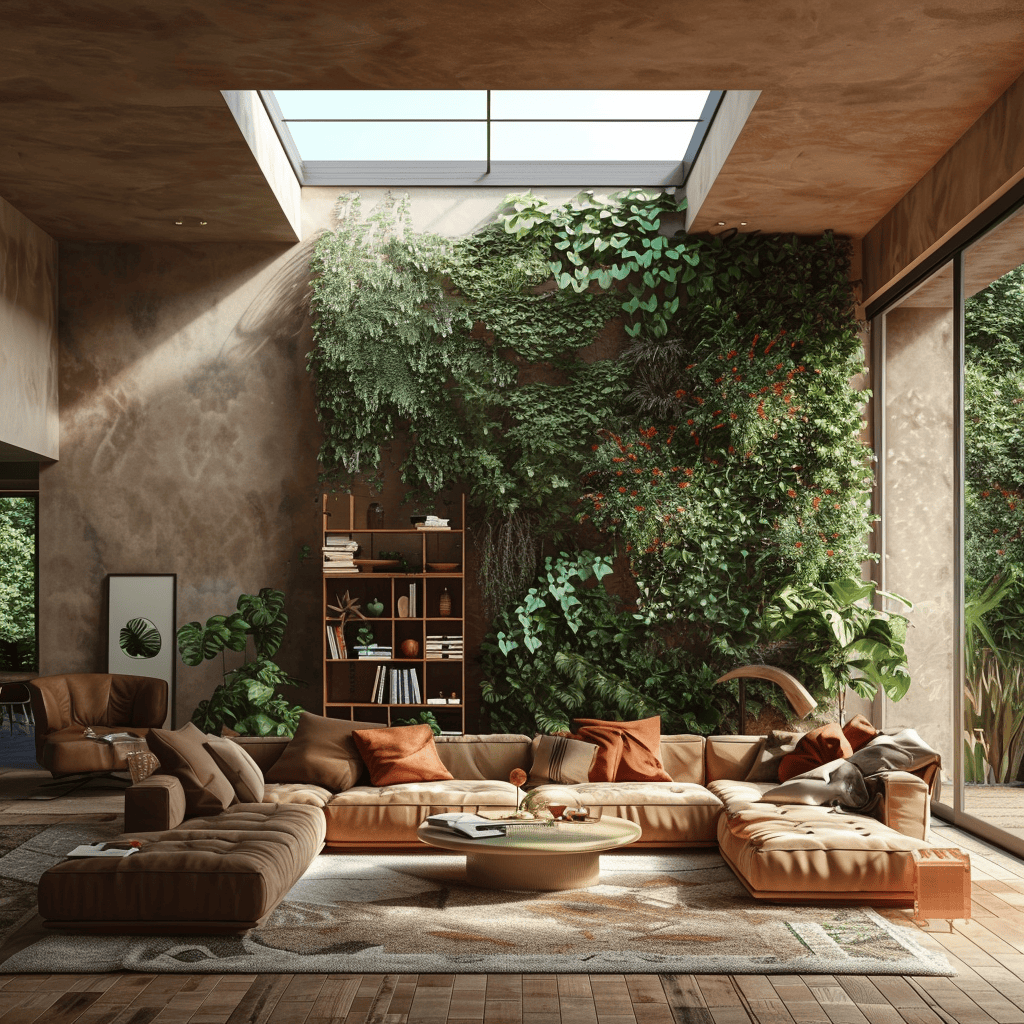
2;0;1024;242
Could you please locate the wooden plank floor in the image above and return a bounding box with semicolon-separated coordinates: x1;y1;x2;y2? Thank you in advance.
4;820;1024;1024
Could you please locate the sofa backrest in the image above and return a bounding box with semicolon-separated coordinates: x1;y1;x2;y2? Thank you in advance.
435;734;532;780
661;735;706;784
704;735;765;782
233;735;290;772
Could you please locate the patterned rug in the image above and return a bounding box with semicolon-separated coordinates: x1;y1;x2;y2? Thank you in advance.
0;823;953;975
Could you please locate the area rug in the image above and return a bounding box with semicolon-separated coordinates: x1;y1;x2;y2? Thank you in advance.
0;823;953;976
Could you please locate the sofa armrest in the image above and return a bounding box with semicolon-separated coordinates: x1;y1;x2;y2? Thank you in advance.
124;774;186;834
876;770;931;841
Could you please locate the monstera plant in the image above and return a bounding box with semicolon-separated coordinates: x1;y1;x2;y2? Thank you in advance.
762;576;912;723
177;587;305;736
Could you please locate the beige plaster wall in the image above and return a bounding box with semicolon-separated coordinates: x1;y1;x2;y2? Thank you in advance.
0;195;58;460
882;302;955;781
42;240;323;722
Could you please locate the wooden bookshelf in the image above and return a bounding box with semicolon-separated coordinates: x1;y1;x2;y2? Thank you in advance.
321;493;466;735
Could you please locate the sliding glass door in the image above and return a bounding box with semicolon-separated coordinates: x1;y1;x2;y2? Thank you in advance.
880;200;1024;852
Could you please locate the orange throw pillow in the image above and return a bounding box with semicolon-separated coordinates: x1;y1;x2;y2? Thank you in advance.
777;723;853;782
352;724;454;786
574;716;672;783
842;714;877;753
572;728;624;782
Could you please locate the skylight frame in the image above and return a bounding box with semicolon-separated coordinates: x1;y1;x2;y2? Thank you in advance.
259;90;724;188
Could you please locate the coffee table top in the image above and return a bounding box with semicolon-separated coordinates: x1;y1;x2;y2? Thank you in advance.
417;815;642;857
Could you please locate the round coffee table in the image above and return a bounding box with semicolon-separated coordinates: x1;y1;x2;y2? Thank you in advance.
416;815;642;891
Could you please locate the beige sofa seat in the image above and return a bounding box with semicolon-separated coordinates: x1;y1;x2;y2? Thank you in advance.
717;802;931;904
39;803;325;933
263;782;333;807
323;779;519;846
532;781;724;846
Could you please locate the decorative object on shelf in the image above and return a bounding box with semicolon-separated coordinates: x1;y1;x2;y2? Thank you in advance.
427;562;459;572
439;588;452;617
327;590;365;621
125;749;159;784
353;558;401;572
366;502;385;529
365;598;384;617
396;596;410;618
415;516;451;531
401;639;420;658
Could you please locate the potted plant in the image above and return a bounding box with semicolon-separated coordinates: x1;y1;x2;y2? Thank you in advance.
177;587;306;736
761;576;912;724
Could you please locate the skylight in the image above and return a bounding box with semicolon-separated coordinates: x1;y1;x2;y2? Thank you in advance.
261;90;720;187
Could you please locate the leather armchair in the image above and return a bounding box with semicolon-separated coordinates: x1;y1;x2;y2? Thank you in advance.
29;673;168;776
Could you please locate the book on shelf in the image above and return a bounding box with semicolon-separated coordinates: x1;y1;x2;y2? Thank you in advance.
324;566;360;575
426;697;447;705
408;582;416;618
324;537;359;548
326;624;338;659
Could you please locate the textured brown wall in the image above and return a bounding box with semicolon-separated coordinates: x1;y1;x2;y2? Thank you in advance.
0;196;58;460
41;240;324;723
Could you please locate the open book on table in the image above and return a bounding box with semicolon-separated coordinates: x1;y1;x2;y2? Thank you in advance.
425;812;507;839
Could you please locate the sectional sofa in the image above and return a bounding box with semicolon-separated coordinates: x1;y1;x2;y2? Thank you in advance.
35;716;943;933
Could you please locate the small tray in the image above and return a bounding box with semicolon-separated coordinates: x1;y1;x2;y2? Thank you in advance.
556;815;604;824
353;559;401;571
427;562;460;572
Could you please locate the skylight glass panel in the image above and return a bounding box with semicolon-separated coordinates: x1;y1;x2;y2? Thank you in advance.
275;90;486;120
492;121;695;162
286;121;485;161
489;90;708;121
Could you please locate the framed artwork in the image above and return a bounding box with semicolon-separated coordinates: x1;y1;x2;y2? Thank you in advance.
106;573;176;727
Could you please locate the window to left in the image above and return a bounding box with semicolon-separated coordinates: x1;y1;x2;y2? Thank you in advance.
0;494;37;673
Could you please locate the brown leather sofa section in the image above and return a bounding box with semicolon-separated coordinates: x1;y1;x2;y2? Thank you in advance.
29;674;167;775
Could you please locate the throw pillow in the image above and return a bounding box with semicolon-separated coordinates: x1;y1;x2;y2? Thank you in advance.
744;729;804;783
146;722;236;816
761;757;870;810
573;716;672;783
842;714;878;752
265;712;387;791
777;723;854;782
204;736;265;804
352;724;455;786
847;728;941;776
527;734;599;787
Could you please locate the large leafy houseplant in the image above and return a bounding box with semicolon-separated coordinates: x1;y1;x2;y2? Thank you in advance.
178;588;305;736
762;576;911;721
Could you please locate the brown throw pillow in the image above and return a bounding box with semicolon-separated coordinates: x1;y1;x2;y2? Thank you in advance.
204;736;265;804
842;714;878;753
352;724;454;786
146;722;236;816
777;723;853;783
574;716;672;783
265;712;387;792
527;734;599;786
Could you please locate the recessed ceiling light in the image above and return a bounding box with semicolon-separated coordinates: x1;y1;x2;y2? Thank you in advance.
716;221;726;226
174;220;183;225
200;221;208;226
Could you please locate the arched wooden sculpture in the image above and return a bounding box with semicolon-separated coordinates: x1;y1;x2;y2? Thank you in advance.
715;664;817;734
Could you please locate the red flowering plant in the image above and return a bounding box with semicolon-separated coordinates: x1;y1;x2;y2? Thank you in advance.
580;308;875;666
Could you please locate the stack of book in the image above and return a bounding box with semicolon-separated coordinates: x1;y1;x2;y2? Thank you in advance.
370;666;423;704
426;635;463;660
355;644;392;659
415;516;450;531
323;537;359;574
